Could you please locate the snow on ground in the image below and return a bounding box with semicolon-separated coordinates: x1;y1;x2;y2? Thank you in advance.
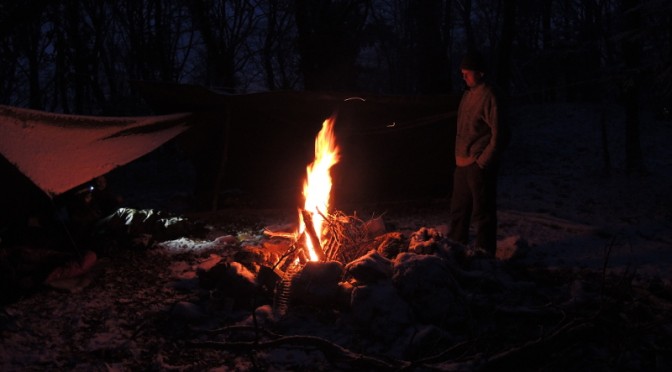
1;102;671;371
497;102;672;282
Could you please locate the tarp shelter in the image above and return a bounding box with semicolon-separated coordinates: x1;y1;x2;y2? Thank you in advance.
0;104;191;230
132;82;461;209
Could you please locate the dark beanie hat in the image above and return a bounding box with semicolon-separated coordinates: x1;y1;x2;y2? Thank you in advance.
460;51;486;72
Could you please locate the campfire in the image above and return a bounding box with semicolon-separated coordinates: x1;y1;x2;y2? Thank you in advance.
298;115;340;262
260;115;379;312
266;115;370;268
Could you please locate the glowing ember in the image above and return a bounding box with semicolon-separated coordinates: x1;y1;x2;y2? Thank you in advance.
299;116;340;261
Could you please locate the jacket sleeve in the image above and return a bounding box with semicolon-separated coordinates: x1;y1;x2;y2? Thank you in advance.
475;90;499;168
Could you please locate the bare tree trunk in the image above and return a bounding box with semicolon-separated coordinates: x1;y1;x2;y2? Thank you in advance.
456;0;475;51
53;10;70;113
580;0;602;102
211;107;231;211
600;108;611;176
85;2;114;113
409;0;450;94
262;0;279;91
443;0;454;91
541;0;555;102
27;23;43;110
542;0;552;49
294;0;370;91
260;0;296;90
187;0;257;92
6;2;49;109
620;0;646;174
496;0;515;97
65;1;87;113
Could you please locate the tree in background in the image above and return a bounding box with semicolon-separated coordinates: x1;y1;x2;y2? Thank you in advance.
52;1;110;114
258;0;299;90
496;0;515;97
0;0;669;119
0;1;50;110
619;0;645;174
294;0;371;91
185;0;260;93
408;0;452;94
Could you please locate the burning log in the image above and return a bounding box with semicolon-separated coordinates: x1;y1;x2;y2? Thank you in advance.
300;209;325;261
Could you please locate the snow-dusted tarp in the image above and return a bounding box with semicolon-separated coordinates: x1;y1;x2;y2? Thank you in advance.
0;105;191;196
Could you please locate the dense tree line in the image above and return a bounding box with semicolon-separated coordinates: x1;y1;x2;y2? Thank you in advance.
0;0;669;115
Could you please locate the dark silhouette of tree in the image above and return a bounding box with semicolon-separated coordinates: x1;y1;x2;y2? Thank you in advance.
441;0;455;91
0;3;21;105
455;0;475;51
51;1;110;114
118;0;192;82
496;0;515;97
186;0;260;93
366;0;415;93
294;0;371;91
541;0;555;102
576;0;604;101
408;0;451;94
259;0;298;90
362;0;453;94
0;0;668;121
2;1;51;109
620;0;645;174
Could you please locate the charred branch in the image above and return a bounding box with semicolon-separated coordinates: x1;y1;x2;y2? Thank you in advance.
300;209;325;261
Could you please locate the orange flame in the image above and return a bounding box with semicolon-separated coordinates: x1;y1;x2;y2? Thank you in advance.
299;116;340;261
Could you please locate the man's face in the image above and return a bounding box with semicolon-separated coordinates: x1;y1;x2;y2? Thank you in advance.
461;69;484;88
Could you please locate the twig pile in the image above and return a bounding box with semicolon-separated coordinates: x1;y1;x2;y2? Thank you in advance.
320;210;370;264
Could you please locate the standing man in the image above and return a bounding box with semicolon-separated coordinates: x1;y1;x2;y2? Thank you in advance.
448;51;504;256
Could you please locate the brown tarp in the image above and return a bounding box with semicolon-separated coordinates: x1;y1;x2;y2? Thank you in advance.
0;105;193;246
0;104;191;197
133;82;461;209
